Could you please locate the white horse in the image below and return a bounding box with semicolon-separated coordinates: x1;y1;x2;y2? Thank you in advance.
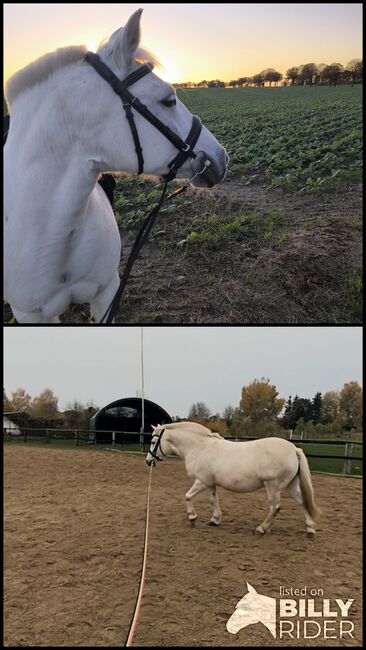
4;9;228;323
146;421;321;536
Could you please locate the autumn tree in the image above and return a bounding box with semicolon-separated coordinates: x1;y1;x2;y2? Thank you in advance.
30;388;59;419
240;378;285;423
339;381;362;430
3;388;11;413
321;391;340;423
8;388;32;413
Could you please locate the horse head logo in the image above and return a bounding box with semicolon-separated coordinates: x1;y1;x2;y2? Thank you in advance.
226;582;276;638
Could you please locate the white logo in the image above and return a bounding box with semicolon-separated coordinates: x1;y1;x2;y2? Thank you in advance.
226;583;355;640
226;582;276;637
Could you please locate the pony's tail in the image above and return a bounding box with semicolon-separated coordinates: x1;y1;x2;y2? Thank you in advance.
295;448;322;521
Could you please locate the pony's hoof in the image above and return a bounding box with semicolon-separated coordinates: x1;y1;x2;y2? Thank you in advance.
188;516;197;527
305;530;316;539
208;519;220;526
255;526;265;535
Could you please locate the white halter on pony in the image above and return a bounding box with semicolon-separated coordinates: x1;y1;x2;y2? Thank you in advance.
4;9;228;323
146;421;321;537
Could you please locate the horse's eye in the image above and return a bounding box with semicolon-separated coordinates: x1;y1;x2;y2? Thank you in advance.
161;98;177;108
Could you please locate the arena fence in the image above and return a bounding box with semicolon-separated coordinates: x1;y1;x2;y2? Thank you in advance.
3;427;363;477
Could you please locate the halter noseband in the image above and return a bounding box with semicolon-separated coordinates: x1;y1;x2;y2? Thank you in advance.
84;52;205;180
149;429;166;462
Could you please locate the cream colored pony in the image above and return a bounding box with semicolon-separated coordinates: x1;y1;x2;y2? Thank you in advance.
146;421;321;536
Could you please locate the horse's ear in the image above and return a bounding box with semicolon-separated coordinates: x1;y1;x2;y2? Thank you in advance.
151;424;156;431
246;582;257;594
122;8;143;66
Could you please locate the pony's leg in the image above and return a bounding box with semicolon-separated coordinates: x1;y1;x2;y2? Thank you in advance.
185;479;207;523
90;273;120;323
10;307;59;323
287;475;316;537
256;481;282;534
208;486;222;526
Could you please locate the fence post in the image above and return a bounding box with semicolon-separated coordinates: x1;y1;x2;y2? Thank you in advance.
24;429;27;443
75;430;79;447
112;431;116;448
343;442;353;475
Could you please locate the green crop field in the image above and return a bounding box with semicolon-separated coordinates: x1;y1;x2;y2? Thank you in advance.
178;85;362;194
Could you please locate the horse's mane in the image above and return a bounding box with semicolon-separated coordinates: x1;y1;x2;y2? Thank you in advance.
5;43;160;108
5;46;87;106
155;422;223;439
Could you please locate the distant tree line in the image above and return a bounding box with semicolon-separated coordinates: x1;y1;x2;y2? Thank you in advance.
3;387;98;430
174;59;363;89
186;378;362;437
4;378;363;438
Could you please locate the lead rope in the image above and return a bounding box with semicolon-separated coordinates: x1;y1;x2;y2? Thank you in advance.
124;463;153;647
99;163;209;324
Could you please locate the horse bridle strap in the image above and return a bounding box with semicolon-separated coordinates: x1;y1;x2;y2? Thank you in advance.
84;52;210;323
84;52;202;179
149;429;166;462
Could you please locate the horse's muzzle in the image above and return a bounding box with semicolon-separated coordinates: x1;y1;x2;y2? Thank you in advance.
192;149;229;188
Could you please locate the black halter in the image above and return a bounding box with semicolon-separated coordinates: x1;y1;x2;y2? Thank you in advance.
83;52;210;323
84;52;203;180
149;429;166;462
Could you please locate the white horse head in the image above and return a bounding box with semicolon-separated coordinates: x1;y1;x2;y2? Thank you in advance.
226;582;276;638
4;9;228;323
87;8;228;184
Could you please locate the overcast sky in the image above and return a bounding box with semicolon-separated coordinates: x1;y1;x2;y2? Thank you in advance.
3;327;362;417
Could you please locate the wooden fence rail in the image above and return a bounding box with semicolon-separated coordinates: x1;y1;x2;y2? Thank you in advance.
3;427;363;476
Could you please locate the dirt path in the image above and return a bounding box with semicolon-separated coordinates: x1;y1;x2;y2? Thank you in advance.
4;445;362;646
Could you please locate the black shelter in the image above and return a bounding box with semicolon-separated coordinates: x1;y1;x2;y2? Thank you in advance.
89;397;172;444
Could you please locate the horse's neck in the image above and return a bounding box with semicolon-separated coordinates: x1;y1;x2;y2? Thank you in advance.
166;428;205;458
8;97;100;227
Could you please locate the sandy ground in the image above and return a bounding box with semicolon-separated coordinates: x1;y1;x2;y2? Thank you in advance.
4;445;362;647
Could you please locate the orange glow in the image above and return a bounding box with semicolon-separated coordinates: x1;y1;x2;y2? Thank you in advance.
4;4;362;86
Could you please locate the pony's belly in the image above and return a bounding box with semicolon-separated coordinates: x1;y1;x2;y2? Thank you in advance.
217;475;263;493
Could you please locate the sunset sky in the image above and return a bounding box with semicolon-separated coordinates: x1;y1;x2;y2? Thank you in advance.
4;3;362;85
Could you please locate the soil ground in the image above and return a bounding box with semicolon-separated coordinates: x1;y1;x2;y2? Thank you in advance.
3;180;362;325
57;179;362;324
4;445;362;647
